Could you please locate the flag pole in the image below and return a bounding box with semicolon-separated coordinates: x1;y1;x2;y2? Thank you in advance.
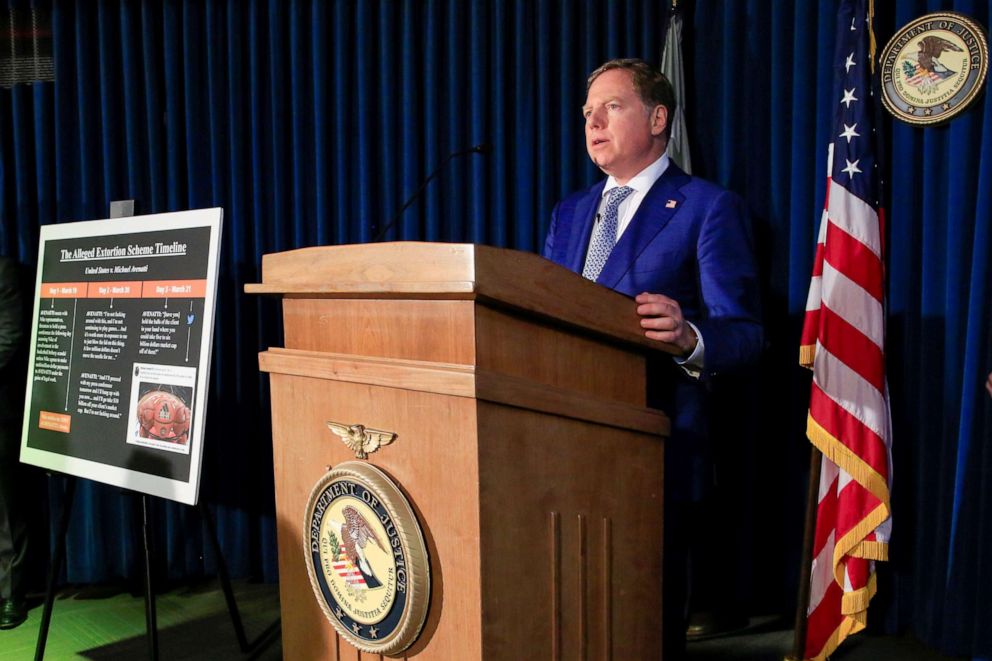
785;445;822;661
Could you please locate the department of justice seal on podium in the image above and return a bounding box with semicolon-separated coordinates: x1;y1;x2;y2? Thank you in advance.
880;12;988;125
304;461;430;656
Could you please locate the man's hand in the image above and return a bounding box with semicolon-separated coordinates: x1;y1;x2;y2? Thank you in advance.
986;371;992;399
635;292;698;356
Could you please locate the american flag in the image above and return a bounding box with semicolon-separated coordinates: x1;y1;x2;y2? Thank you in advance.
907;64;941;87
798;1;893;659
904;61;942;88
333;558;369;588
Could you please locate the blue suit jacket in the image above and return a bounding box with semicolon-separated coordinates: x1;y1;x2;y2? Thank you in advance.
542;163;762;500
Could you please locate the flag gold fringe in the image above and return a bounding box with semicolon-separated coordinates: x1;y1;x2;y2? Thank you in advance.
807;415;890;504
841;571;878;614
799;344;816;368
835;502;890;569
852;539;888;561
804;414;889;661
807;579;874;660
808;414;891;589
806;613;863;661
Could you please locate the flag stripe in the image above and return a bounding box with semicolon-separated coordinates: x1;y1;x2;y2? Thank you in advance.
808;528;837;613
805;581;849;660
811;346;888;442
817;304;885;388
837;467;854;494
812;207;829;273
836;479;884;545
805;275;822;311
813;469;839;555
826;182;881;256
823;220;884;301
800;209;831;361
811;245;825;278
818;455;841;502
809;387;890;486
820;261;884;347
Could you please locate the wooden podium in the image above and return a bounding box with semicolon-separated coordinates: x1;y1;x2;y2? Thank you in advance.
246;243;671;660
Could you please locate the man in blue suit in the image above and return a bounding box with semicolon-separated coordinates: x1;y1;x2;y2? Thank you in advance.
543;58;762;657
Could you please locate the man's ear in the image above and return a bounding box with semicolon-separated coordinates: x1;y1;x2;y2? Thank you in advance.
651;105;669;136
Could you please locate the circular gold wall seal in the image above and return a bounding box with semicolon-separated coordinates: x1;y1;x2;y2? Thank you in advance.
880;12;988;125
304;461;430;656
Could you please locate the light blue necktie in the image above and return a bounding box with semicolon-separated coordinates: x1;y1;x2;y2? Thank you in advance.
583;185;634;281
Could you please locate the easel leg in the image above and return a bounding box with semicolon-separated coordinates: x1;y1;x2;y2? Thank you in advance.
199;502;249;652
141;495;159;661
198;503;281;655
34;476;76;661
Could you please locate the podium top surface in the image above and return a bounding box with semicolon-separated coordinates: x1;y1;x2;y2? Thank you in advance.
245;242;676;355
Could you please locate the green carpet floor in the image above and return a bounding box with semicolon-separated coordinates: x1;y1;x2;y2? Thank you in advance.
0;586;965;660
0;581;281;660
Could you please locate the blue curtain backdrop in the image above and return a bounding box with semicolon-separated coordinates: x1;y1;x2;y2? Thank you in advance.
1;0;991;656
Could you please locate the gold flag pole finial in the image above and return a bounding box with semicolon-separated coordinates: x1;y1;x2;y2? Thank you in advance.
868;0;876;74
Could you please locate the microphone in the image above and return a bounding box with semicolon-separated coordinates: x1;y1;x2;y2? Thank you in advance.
372;143;491;242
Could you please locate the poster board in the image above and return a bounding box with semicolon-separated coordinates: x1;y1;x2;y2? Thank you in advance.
20;209;222;505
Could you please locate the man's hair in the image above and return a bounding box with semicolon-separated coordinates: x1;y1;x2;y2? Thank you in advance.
587;58;676;139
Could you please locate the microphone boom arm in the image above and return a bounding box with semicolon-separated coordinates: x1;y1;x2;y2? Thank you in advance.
371;144;490;243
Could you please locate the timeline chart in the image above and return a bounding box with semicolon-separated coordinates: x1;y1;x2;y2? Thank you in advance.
20;209;223;505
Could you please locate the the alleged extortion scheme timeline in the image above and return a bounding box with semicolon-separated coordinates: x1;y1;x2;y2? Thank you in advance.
20;209;222;505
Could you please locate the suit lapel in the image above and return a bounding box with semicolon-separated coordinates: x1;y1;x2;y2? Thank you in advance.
564;181;605;274
597;164;691;289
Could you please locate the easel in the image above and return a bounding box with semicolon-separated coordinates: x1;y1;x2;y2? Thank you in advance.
34;476;280;660
32;201;279;660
